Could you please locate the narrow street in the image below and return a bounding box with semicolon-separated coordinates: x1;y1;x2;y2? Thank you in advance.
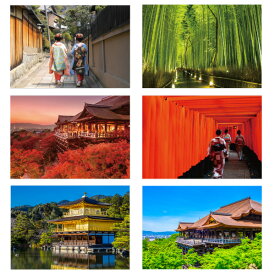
12;56;101;88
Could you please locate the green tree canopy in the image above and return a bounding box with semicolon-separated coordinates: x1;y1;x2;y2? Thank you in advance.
112;215;130;251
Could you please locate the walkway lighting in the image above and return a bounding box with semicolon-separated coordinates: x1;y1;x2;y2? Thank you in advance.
209;81;214;87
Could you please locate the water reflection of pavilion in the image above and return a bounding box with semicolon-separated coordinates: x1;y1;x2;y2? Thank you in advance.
51;251;117;269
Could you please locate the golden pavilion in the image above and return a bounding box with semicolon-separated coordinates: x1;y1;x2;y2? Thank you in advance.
48;193;122;253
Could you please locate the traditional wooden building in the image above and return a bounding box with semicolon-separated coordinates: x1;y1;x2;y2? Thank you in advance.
40;6;66;31
10;6;43;71
54;96;130;151
176;197;261;254
49;193;122;253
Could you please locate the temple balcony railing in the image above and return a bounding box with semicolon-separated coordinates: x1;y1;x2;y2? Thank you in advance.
55;132;69;139
203;238;241;244
55;131;124;139
52;240;96;247
176;237;241;246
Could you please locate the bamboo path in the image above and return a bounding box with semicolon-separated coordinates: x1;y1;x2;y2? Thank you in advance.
173;73;211;88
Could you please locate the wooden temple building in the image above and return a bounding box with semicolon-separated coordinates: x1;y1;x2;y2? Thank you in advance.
48;193;123;253
176;197;261;255
54;96;130;151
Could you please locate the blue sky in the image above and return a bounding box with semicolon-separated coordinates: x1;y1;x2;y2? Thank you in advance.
11;186;129;207
143;186;262;232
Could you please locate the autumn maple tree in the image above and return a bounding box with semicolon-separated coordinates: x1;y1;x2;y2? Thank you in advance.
43;141;130;179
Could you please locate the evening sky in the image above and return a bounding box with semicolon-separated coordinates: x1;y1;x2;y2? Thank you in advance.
10;96;106;124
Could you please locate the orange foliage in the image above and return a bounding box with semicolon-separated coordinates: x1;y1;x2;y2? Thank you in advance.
43;142;130;179
10;148;44;178
10;131;130;179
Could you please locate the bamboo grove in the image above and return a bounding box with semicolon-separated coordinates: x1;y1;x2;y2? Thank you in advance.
143;5;262;87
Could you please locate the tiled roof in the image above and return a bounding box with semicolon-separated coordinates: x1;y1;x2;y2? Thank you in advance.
56;96;130;124
96;96;130;111
49;215;122;223
175;222;194;231
216;197;261;219
58;196;111;207
83;104;129;120
177;197;262;231
56;115;74;124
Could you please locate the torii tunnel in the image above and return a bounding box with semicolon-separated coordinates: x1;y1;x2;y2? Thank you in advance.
143;96;262;179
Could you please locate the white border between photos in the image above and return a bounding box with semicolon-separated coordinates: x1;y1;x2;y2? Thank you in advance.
0;0;274;274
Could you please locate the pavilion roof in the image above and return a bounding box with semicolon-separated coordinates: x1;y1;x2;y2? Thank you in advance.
214;196;261;219
96;96;130;111
48;215;122;223
56;115;74;124
176;197;262;231
82;103;129;121
55;96;130;124
200;215;261;229
175;222;194;231
58;196;111;207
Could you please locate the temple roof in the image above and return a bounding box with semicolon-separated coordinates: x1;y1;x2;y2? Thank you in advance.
49;215;123;223
55;96;130;124
176;197;262;231
176;222;194;231
56;115;74;124
58;195;111;207
96;96;130;111
82;104;129;120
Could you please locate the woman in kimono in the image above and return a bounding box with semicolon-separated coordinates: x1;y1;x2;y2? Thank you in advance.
49;33;69;86
223;129;232;160
70;33;89;87
235;130;245;160
208;129;227;179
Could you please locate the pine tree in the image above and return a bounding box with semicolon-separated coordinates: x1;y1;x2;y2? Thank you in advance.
112;215;130;251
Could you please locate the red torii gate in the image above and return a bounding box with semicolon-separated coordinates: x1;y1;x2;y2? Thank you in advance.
143;96;262;179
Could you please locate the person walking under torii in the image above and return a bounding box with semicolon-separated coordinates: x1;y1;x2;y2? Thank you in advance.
223;129;231;160
235;130;245;160
208;129;228;179
70;33;89;87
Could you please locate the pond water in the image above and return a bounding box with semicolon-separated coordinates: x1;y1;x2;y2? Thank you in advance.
11;248;129;270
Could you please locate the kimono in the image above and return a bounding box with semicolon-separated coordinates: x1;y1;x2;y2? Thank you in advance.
208;137;227;179
235;134;245;160
223;133;232;158
49;42;69;79
70;43;89;76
